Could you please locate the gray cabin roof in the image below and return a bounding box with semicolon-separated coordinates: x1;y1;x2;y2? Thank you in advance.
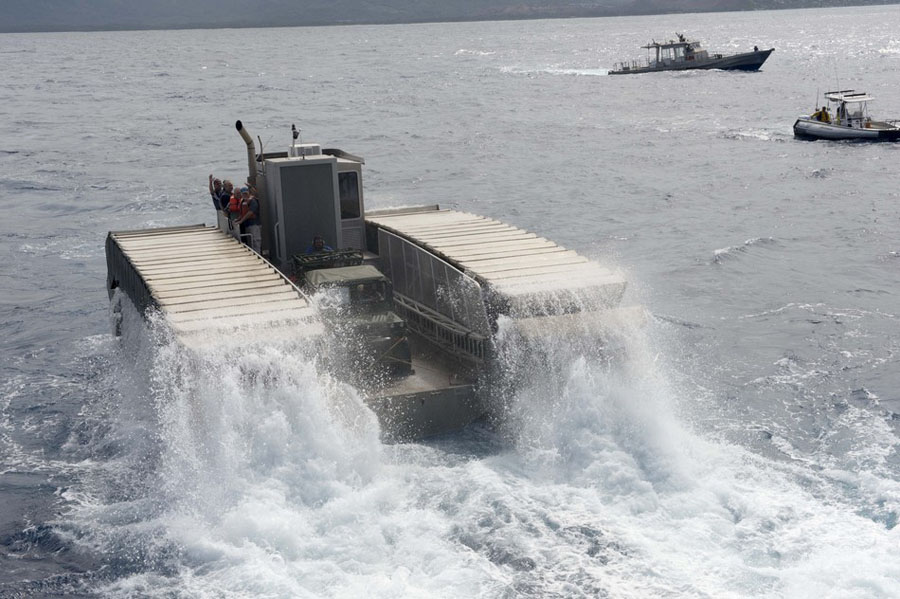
642;40;693;49
641;33;699;50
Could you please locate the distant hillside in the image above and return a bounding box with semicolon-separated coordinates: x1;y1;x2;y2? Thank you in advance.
1;0;896;33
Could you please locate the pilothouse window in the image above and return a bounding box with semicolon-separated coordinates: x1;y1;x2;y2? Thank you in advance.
339;172;361;219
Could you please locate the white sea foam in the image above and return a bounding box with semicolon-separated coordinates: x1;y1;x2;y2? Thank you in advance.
481;310;900;597
499;65;608;77
713;236;776;262
722;128;774;141
54;289;900;598
455;49;496;57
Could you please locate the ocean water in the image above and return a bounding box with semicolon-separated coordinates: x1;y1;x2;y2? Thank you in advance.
2;5;900;597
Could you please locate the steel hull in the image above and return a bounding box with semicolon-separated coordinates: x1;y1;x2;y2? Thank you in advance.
610;48;773;75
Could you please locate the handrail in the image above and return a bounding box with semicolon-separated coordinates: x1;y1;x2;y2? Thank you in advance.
392;293;488;363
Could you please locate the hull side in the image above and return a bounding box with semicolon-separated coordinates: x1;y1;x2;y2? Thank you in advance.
793;118;900;142
368;384;483;442
610;48;773;75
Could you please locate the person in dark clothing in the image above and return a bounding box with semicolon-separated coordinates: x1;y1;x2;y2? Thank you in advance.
221;180;234;210
208;174;228;210
234;187;261;253
305;236;333;253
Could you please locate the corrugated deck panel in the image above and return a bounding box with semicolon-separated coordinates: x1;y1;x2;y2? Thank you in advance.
108;225;315;348
366;210;627;304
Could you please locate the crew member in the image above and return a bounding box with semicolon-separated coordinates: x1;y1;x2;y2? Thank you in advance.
227;187;242;221
305;236;333;254
812;106;830;123
836;104;846;125
234;187;261;253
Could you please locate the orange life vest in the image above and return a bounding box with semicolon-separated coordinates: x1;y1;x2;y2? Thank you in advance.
227;194;241;215
239;197;251;220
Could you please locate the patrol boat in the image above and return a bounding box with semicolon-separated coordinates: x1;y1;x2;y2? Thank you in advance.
610;33;773;75
106;121;638;440
793;90;900;142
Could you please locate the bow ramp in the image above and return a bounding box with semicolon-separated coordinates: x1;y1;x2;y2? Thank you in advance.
106;225;318;350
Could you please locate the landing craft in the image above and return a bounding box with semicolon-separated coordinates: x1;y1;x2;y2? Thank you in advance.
106;120;642;440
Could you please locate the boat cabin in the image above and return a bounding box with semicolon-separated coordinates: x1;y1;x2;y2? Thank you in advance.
612;33;713;72
819;90;874;128
643;33;710;67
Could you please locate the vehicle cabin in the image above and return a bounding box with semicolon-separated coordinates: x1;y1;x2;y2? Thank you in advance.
303;263;413;378
304;264;394;317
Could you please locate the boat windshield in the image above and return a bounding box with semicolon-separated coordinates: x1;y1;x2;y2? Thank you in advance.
847;103;866;118
830;100;869;125
647;43;688;65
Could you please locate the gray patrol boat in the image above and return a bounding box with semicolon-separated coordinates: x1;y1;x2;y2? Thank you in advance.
106;121;639;440
610;33;773;75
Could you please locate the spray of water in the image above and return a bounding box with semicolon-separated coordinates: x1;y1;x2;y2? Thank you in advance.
59;287;900;597
473;288;900;598
62;296;396;596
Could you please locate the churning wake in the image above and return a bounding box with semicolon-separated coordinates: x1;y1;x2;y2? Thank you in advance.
58;293;900;598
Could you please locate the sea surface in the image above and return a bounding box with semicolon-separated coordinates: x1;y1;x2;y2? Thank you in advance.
2;5;900;597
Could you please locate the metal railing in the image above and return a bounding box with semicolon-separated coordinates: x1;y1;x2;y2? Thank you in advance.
392;293;488;364
613;59;650;72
